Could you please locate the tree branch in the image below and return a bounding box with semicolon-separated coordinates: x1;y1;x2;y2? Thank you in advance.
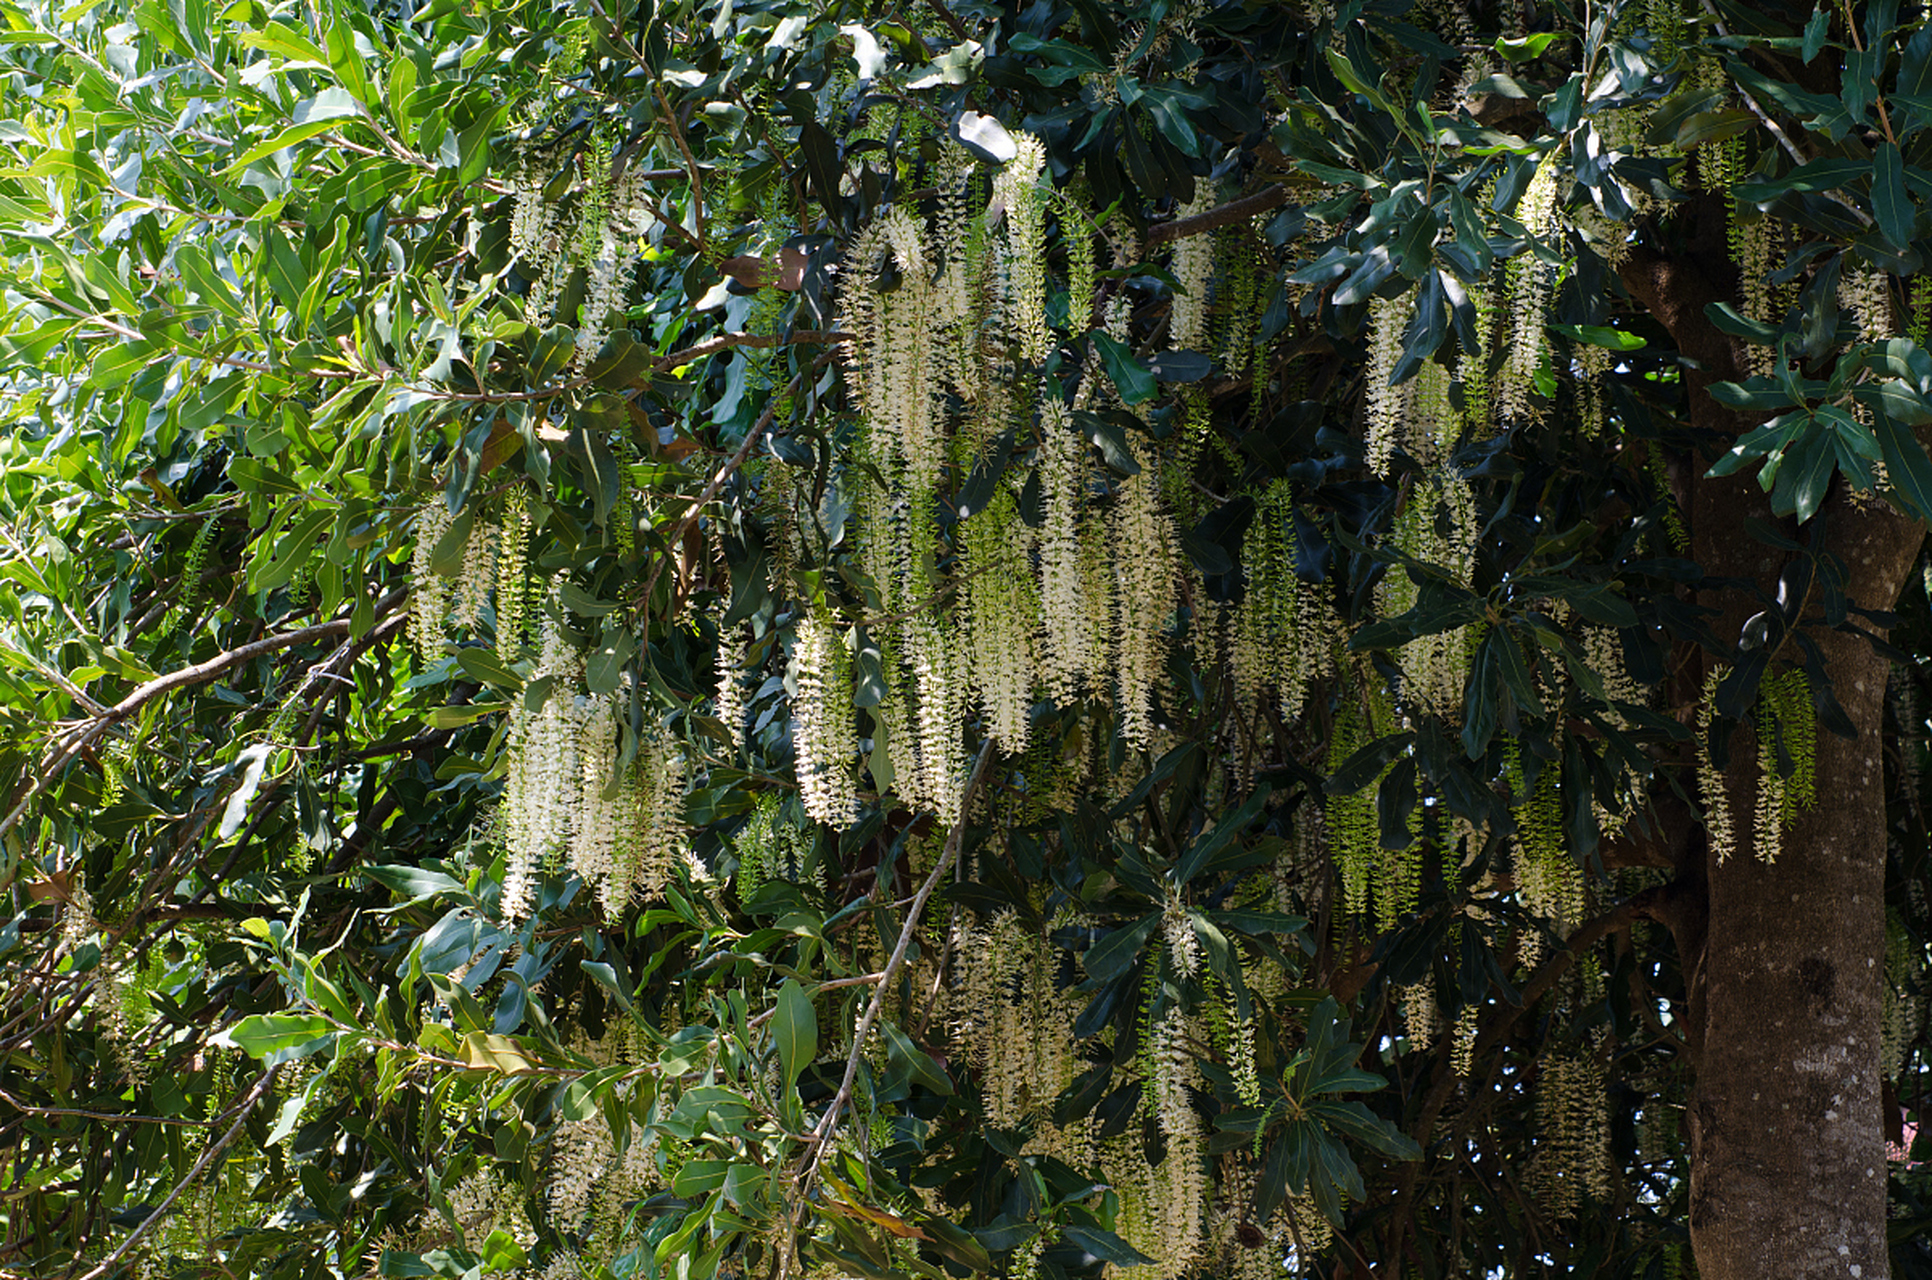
0;589;407;854
802;742;997;1172
1144;185;1287;248
67;1064;279;1280
655;329;849;370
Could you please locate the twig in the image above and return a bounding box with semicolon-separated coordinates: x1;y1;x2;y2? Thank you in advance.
747;973;889;1030
802;741;997;1176
654;82;707;250
68;1064;280;1280
921;0;973;44
0;1086;216;1128
635;358;821;625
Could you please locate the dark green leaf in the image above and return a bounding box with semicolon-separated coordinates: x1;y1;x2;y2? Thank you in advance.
1090;331;1157;405
1874;143;1914;251
1083;913;1159;984
1062;1225;1156;1267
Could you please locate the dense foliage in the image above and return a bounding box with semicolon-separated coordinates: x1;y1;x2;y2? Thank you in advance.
2;0;1931;1278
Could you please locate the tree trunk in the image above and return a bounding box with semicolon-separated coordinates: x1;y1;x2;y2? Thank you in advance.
1690;551;1907;1278
1622;216;1921;1279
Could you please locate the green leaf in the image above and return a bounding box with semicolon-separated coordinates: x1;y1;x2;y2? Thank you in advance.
954;109;1017;164
1090;331;1157;404
1213;908;1310;939
365;864;465;900
457;647;524;691
586;329;652;389
879;1020;952;1094
1708;378;1796;412
1549;323;1645;352
1803;6;1829;62
1083;912;1159;984
479;1229;527;1275
672;1160;734;1199
1325;733;1413;796
1704;302;1780;345
221;1012;339;1059
773;978;817;1084
921;1217;994;1271
217;744;273;840
1174;783;1271;885
229;89;366;171
1871;409;1932;520
1875;143;1914;251
173;244;245;319
1491;625;1545;717
1073;410;1142;476
1494;31;1563;62
1062;1225;1157;1267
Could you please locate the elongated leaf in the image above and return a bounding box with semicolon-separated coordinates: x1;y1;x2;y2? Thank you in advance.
229;89;365;170
773;978;817;1084
221;1012;339;1059
1083;912;1159;983
1325;733;1414;795
1875;143;1914;250
1872;408;1932;520
1063;1225;1156;1267
217;744;273;840
1090;331;1156;404
879;1020;951;1094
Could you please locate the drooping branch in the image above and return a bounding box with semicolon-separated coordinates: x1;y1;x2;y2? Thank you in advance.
1381;887;1666;1267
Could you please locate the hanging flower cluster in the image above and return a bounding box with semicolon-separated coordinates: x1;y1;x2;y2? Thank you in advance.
499;617;689;921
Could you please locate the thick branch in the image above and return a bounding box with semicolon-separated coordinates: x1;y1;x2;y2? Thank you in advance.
1145;186;1287;248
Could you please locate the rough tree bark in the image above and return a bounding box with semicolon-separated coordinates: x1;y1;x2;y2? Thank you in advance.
1622;204;1920;1279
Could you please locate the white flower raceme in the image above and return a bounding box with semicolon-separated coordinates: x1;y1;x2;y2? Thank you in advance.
908;618;967;826
993;133;1051;365
571;694;621;905
1499;155;1559;423
1061;190;1099;338
1695;669;1737;863
964;488;1039;752
931;141;976;331
1365;294;1408;475
410;500;454;659
1110;435;1176;750
508;155;553;265
1110;1007;1207;1279
1038;400;1091;702
1162;889;1200;979
1168;193;1214;352
495;491;529;659
500;616;583;921
625;726;692;899
1382;474;1479;718
454;514;495;632
793;612;859;828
